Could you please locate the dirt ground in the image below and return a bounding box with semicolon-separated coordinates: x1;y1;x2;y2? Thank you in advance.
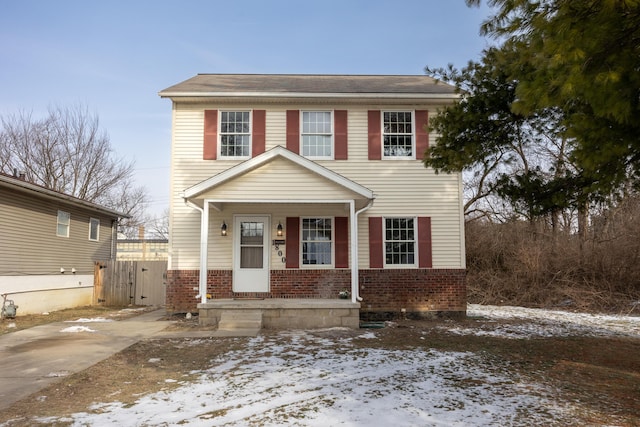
0;309;639;426
0;306;154;336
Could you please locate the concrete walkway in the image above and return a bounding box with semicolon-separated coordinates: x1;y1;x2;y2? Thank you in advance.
0;308;174;412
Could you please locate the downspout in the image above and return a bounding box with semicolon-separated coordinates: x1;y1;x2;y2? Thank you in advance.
185;199;208;304
351;198;374;303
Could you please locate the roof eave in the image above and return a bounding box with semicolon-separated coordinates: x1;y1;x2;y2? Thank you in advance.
159;91;460;100
0;176;130;218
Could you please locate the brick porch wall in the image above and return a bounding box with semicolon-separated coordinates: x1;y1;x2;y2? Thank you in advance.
166;268;466;317
166;269;351;312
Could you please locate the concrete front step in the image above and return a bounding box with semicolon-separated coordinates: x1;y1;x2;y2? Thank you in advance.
198;299;361;329
217;309;263;332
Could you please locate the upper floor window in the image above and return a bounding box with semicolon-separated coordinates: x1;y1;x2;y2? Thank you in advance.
89;218;100;241
383;111;413;158
384;217;416;266
302;111;333;158
57;210;70;238
302;217;333;266
220;111;251;158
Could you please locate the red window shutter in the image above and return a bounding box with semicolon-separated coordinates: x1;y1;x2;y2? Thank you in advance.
368;217;383;268
252;110;266;157
335;216;349;268
203;110;218;160
368;110;381;160
286;110;299;154
334;110;348;160
285;217;300;268
415;110;429;160
417;217;433;268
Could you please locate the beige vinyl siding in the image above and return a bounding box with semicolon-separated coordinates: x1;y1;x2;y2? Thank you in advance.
201;204;349;270
169;103;464;270
198;157;362;201
319;109;463;269
172;203;349;270
0;186;115;276
265;110;285;150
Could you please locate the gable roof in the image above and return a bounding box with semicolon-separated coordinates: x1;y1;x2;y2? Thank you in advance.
183;145;375;201
159;74;458;99
0;172;129;218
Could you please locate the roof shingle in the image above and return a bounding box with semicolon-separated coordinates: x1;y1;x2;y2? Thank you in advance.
159;74;456;97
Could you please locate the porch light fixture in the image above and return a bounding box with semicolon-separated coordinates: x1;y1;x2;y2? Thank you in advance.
277;221;283;237
221;221;228;236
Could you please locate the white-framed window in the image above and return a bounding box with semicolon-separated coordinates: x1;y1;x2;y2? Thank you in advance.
302;111;333;158
89;218;100;241
384;217;416;266
383;111;414;158
301;217;333;266
219;111;251;158
57;210;70;238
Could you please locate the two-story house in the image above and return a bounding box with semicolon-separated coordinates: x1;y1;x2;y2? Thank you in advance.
159;74;466;329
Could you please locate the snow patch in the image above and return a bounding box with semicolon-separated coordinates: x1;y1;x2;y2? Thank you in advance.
65;317;113;323
60;326;96;333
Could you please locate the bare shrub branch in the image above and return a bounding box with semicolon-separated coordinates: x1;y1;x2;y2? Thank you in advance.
0;104;148;232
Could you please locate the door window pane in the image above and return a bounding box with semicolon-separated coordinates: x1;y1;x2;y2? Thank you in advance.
240;222;263;268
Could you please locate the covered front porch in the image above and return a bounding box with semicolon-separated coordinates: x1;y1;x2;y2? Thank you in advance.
178;146;375;329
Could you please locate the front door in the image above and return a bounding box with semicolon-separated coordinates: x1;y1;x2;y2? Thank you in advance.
233;216;270;292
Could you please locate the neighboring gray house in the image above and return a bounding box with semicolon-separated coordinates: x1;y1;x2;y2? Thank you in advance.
0;172;127;315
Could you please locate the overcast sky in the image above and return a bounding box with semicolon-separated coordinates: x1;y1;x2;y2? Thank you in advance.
0;1;494;218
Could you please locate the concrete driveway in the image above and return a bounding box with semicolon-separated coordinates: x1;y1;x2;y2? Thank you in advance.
0;308;172;412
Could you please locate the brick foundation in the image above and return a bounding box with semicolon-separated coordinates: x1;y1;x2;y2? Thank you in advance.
166;268;466;318
359;269;466;320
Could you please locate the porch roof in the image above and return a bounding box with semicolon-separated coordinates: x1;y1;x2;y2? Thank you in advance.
183;146;375;208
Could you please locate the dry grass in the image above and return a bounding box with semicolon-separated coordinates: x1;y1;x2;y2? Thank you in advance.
465;220;640;313
0;313;638;426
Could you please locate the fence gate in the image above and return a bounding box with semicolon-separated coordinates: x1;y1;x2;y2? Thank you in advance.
94;260;167;307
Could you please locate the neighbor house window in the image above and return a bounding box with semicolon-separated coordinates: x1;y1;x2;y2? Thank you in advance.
302;218;333;266
383;111;413;158
384;217;416;266
302;111;333;158
89;218;100;241
220;111;251;157
57;210;70;237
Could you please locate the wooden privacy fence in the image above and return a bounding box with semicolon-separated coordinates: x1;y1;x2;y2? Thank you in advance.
94;260;167;307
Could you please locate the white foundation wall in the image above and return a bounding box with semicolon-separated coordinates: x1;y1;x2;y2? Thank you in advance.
0;275;94;316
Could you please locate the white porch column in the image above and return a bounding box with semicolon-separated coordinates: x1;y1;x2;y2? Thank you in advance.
199;201;209;304
349;200;358;303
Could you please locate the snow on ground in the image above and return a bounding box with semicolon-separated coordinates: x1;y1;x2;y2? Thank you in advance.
35;305;640;426
440;304;640;339
64;317;113;323
59;326;96;333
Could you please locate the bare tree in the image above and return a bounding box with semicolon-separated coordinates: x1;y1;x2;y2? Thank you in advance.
0;104;148;232
147;208;169;239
